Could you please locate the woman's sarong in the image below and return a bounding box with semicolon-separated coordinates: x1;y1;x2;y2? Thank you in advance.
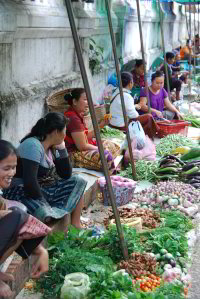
110;114;159;139
0;208;51;259
69;140;120;174
3;175;87;223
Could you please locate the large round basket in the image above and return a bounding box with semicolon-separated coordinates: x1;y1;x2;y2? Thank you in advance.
46;89;72;113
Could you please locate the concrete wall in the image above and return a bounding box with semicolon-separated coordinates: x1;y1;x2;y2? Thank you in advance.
0;0;192;145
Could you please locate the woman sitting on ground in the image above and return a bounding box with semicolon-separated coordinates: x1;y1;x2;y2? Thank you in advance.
160;52;183;101
3;112;87;229
109;72;159;139
0;140;50;299
139;70;183;120
64;88;120;175
131;59;145;88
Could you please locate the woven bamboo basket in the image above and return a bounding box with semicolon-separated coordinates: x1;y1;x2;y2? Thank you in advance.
46;89;73;113
84;104;106;130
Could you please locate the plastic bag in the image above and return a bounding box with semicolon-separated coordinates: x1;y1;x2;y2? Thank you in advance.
124;135;156;161
128;121;145;150
60;273;90;299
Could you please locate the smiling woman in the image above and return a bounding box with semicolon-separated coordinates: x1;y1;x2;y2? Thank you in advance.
0;140;51;299
64;88;120;174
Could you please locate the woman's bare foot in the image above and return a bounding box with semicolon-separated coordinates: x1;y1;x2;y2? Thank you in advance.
0;280;15;298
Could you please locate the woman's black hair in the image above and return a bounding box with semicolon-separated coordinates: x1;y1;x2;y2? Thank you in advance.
64;88;85;106
166;52;175;60
21;112;68;143
151;70;164;82
121;72;133;88
0;140;17;161
135;59;144;68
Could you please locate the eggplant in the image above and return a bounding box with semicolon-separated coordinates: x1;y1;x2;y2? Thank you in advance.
163;155;185;166
170;259;176;267
190;183;200;189
187;178;200;184
182;164;196;172
186;172;200;179
159;158;173;167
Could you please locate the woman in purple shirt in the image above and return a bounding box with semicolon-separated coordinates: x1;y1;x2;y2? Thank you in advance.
139;71;182;120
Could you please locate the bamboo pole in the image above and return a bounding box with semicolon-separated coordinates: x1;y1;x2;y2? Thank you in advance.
189;1;192;96
198;3;200;52
65;0;128;260
105;0;137;180
135;0;151;112
194;4;196;75
158;0;172;102
185;5;189;38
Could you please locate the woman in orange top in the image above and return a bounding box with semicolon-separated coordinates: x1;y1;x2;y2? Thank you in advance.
64;88;120;174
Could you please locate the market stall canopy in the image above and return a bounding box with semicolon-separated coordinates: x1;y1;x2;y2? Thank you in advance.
173;0;200;4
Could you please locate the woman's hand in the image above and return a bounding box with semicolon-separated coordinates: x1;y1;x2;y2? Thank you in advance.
135;104;141;110
155;110;163;118
31;245;49;279
176;111;184;120
99;118;109;129
54;141;66;150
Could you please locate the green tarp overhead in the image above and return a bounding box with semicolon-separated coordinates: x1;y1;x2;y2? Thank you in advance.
173;0;200;4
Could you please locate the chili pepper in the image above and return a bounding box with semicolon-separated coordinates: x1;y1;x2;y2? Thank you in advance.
155;174;179;179
182;166;199;175
156;167;179;174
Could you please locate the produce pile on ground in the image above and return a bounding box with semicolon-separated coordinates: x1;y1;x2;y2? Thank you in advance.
36;210;193;299
118;252;158;277
131;181;200;217
100;126;125;140
104;207;161;229
154;153;200;187
156;134;195;157
120;160;159;182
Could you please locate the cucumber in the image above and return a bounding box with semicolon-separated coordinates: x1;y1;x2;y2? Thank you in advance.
181;148;200;161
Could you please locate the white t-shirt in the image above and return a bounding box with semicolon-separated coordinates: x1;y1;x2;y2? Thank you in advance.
110;88;139;127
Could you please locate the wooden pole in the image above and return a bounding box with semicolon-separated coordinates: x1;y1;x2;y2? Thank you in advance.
105;0;137;180
65;0;128;260
189;1;192;96
158;0;172;102
135;0;151;112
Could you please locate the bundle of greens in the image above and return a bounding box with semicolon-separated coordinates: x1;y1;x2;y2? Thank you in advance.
156;134;195;157
120;160;159;182
184;114;200;128
100;126;125;140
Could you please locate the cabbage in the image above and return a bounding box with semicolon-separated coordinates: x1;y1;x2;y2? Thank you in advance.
60;273;90;299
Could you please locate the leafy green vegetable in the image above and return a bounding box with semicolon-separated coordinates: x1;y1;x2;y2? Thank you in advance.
156;134;195;157
120;160;159;182
100;127;125;140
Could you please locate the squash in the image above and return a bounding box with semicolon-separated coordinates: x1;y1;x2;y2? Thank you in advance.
171;146;191;155
181;147;200;161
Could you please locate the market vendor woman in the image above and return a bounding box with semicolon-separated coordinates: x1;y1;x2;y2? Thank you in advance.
64;88;120;174
3;112;87;229
109;72;159;139
138;71;183;120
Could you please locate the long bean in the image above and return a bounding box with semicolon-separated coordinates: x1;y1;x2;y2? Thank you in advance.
156;134;195;157
120;160;159;182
